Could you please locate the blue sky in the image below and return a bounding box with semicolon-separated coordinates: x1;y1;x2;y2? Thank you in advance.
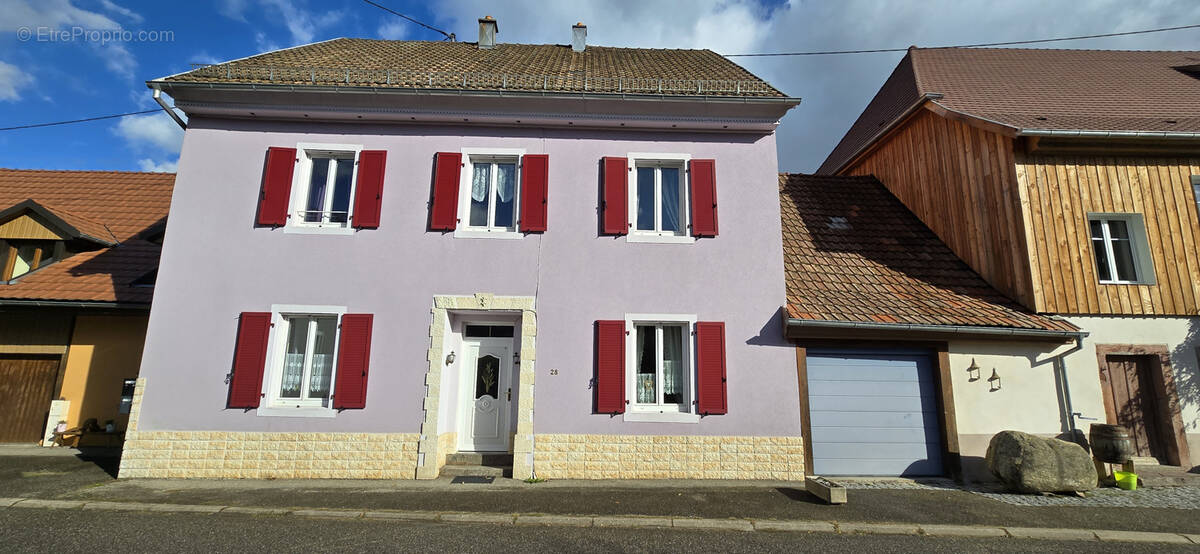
1;0;1198;174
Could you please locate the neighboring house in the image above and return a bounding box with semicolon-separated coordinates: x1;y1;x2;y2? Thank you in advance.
119;20;802;480
780;173;1084;481
0;169;173;445
819;47;1200;470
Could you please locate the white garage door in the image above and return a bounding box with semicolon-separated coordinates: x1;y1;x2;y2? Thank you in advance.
807;350;943;476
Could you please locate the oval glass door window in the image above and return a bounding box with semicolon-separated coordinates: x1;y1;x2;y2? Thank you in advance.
475;355;500;400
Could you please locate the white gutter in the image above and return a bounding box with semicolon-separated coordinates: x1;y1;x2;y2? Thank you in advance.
786;318;1087;341
152;87;187;129
1020;128;1200;139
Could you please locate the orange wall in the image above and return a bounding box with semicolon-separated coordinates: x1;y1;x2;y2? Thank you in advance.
59;314;148;429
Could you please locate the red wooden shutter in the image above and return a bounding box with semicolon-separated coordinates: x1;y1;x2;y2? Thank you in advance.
352;150;387;229
601;157;628;235
519;154;549;232
228;312;272;409
595;320;626;414
695;321;728;415
333;314;373;410
429;152;462;230
257;147;297;226
689;159;718;237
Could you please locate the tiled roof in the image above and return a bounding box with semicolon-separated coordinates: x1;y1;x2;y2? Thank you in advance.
779;173;1077;333
819;47;1200;174
162;38;786;97
0;169;175;304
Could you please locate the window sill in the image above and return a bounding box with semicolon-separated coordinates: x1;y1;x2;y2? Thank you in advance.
255;405;337;418
282;224;355;236
453;228;524;240
1098;280;1153;286
626;233;695;244
623;410;700;423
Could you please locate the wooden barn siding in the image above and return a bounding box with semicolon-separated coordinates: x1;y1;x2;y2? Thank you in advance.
843;109;1036;309
1016;155;1200;316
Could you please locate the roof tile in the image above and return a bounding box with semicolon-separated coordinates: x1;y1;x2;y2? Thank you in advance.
779;173;1077;333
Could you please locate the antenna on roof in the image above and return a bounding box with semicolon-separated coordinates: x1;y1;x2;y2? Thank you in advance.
361;0;456;42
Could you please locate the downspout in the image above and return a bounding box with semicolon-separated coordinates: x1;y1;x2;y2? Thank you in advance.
152;86;187;130
1054;334;1093;448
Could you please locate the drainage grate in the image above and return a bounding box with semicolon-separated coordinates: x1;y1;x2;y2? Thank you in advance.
450;476;495;484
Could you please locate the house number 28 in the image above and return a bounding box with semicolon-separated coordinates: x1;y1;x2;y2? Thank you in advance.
549;369;559;375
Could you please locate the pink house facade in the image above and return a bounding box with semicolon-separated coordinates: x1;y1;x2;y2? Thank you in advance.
118;27;803;480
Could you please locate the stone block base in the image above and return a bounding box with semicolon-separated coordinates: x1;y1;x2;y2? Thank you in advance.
532;434;805;480
118;431;420;479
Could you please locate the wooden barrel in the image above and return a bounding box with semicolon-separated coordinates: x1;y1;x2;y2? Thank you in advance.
1089;423;1134;463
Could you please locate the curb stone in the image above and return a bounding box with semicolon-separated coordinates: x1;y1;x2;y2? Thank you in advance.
919;524;1009;538
1183;534;1200;544
672;518;754;532
0;498;22;508
291;509;364;519
1005;527;1098;541
515;515;594;527
363;510;441;521
837;522;921;535
1092;530;1193;544
439;513;516;525
753;520;837;533
12;499;84;509
594;516;672;528
220;506;291;516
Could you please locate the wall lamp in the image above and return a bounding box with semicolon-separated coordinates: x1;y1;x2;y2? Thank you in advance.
988;368;1002;392
445;351;456;366
513;351;521;365
966;358;981;382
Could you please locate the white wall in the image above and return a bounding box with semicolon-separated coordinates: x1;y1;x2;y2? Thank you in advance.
1064;315;1200;466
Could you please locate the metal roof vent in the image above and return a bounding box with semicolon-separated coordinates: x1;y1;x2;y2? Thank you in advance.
572;22;587;53
478;16;497;49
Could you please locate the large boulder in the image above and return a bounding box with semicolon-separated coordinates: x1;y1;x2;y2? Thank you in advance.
985;430;1096;493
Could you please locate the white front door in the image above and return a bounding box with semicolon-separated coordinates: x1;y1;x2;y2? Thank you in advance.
458;339;512;452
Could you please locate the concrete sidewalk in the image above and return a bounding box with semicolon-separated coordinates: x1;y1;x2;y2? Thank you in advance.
2;496;1197;545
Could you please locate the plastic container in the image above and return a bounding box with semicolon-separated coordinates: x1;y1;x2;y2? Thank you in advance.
1114;471;1138;491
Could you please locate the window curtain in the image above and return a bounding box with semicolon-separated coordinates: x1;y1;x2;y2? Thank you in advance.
660;167;680;232
662;326;682;400
308;354;332;398
471;164;490;202
281;353;305;397
496;163;516;203
636;326;655;403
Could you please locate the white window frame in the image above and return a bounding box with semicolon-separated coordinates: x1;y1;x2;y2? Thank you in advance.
284;142;363;235
623;313;699;423
626;153;694;244
1087;213;1156;286
257;304;347;418
455;147;526;240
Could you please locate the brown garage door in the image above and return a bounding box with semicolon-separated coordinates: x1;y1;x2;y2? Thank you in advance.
0;356;59;443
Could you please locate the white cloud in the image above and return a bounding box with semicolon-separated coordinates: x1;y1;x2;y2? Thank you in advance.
114;112;184;154
218;0;344;46
137;158;178;173
4;0;138;78
378;20;409;41
0;61;35;101
98;0;143;24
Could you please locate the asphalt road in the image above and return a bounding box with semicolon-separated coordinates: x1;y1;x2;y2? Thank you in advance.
0;509;1189;554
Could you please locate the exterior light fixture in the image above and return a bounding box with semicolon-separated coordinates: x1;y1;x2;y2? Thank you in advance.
966;358;980;382
445;351;456;366
988;368;1002;392
513;351;520;365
